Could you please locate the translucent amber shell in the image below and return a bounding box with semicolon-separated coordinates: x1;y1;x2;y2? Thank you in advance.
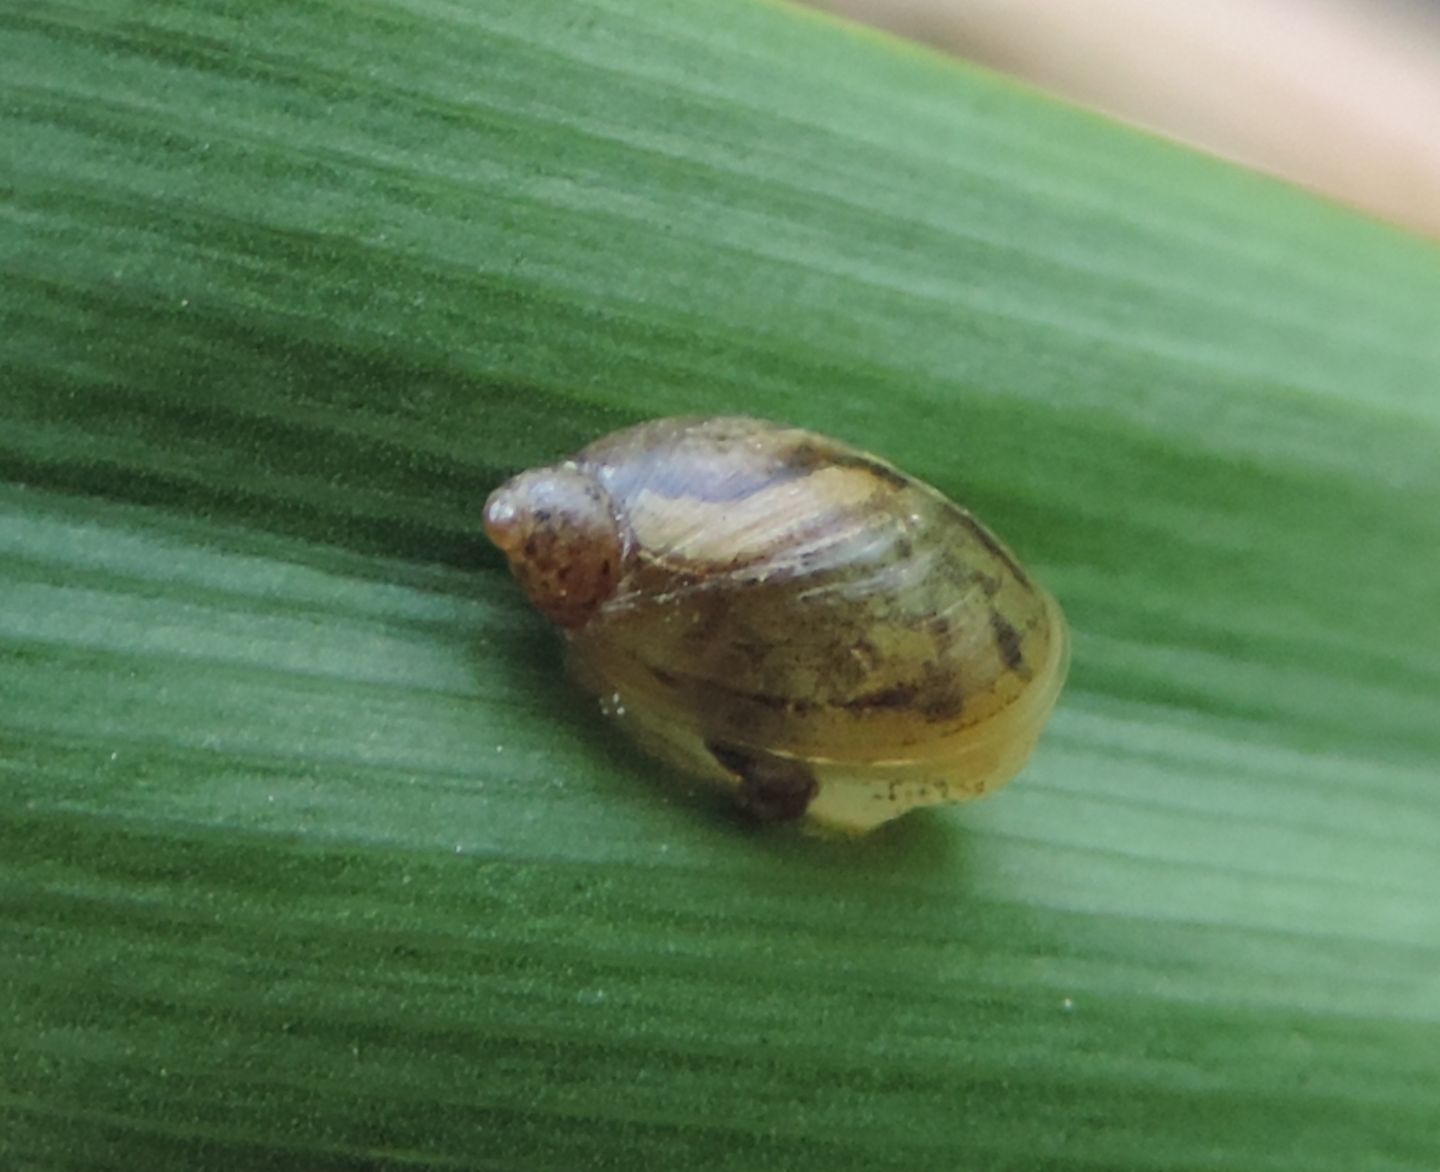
485;416;1067;834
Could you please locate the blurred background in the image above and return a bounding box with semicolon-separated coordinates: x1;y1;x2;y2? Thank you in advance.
801;0;1440;239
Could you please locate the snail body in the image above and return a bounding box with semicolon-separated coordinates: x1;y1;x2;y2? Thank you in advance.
485;416;1067;834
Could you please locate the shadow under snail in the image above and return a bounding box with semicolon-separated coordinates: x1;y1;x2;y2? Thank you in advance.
484;416;1067;834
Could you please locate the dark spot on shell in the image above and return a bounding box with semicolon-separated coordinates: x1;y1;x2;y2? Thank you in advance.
921;687;966;722
728;687;815;716
990;610;1025;672
834;670;964;722
841;683;919;712
707;740;819;823
649;665;681;689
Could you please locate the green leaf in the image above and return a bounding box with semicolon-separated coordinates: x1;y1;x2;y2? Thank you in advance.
3;1;1438;1168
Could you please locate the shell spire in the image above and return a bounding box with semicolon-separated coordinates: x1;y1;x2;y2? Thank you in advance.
484;462;623;629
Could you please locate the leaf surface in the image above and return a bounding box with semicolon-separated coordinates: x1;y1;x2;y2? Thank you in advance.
3;2;1439;1168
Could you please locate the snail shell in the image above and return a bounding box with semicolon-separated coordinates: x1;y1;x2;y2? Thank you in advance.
484;416;1067;834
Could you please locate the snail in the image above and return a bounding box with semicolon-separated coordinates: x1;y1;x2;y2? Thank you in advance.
484;416;1067;834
